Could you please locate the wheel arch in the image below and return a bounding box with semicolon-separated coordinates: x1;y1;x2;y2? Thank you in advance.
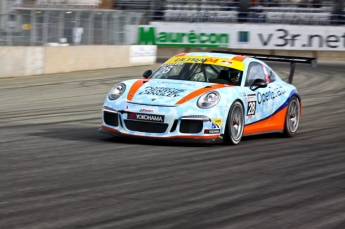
223;98;245;133
283;94;301;137
223;99;245;145
288;92;302;118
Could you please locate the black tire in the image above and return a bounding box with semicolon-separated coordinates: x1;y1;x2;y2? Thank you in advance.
224;101;244;145
283;96;301;137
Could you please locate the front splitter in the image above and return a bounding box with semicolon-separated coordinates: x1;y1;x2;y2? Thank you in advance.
99;126;223;144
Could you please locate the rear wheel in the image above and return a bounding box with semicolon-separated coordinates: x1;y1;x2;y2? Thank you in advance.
283;96;300;137
224;101;244;145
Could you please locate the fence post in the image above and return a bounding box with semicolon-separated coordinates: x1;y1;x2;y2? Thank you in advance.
6;13;12;46
43;10;50;45
113;12;119;45
74;11;82;45
102;11;109;45
133;12;143;26
58;11;65;43
88;11;95;45
30;10;36;46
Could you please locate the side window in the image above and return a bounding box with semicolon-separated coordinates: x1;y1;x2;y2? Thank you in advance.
263;65;276;83
269;70;276;83
245;62;265;86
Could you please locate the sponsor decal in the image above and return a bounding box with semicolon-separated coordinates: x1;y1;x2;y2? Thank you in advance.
160;81;196;87
130;45;156;57
204;58;219;63
257;28;345;49
212;123;220;128
247;94;257;116
257;85;286;105
220;61;232;65
162;62;184;66
238;31;249;43
204;129;220;134
212;118;222;127
128;113;164;122
138;26;229;48
139;109;153;113
174;57;219;63
132;23;345;50
139;86;186;97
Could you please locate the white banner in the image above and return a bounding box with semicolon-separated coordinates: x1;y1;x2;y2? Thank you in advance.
131;22;345;51
129;45;157;65
231;23;345;51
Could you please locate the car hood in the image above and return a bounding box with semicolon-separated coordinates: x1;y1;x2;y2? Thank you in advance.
127;79;228;106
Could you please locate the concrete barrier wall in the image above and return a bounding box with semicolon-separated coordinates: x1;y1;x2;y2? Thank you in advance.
0;47;45;78
45;46;131;74
0;45;156;78
0;45;344;78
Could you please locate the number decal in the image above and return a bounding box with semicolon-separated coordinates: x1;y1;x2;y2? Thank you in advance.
158;65;173;74
247;101;256;116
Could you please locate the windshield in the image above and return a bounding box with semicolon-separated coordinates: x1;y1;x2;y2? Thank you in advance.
150;63;243;85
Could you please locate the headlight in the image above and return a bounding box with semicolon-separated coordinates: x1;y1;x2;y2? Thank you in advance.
197;91;220;108
108;83;126;100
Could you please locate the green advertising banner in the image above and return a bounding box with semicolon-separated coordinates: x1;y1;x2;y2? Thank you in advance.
137;25;229;48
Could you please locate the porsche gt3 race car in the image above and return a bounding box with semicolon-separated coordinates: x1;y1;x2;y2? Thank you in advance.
99;51;316;144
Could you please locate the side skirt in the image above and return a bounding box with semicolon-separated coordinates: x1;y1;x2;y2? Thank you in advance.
243;130;283;137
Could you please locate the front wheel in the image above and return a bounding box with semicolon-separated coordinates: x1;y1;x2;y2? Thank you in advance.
283;96;301;137
224;101;244;145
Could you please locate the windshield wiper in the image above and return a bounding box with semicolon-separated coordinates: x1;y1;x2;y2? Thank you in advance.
186;59;206;81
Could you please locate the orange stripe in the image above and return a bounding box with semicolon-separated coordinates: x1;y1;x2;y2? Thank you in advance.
101;126;220;139
232;55;247;62
127;79;150;101
175;53;187;57
243;106;287;135
176;84;231;105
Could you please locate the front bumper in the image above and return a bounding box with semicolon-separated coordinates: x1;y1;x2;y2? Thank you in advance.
100;104;225;143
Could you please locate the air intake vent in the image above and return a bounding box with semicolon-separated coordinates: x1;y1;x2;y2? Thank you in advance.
104;111;119;127
179;120;203;134
124;120;168;133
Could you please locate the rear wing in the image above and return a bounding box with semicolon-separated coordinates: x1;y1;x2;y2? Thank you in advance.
210;51;317;84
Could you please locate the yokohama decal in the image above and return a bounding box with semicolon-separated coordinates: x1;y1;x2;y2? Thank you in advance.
128;113;164;122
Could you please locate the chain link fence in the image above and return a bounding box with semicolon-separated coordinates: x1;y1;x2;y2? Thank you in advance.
1;0;344;46
0;9;143;46
0;13;10;46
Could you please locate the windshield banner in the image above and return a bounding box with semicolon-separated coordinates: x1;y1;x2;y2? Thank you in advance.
127;22;345;51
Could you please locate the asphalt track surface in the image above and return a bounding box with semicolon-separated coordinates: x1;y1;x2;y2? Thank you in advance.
0;62;344;229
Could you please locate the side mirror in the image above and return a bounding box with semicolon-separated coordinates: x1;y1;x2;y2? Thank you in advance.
143;70;152;79
250;78;267;91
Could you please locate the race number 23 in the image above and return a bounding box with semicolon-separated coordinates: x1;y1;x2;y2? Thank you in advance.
247;101;256;116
